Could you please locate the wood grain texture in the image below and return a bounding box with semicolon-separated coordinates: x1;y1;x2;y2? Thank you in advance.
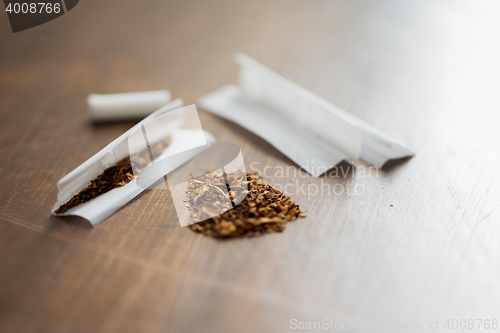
1;0;500;332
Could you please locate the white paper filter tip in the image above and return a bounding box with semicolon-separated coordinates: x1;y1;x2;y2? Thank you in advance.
198;54;414;177
88;90;171;121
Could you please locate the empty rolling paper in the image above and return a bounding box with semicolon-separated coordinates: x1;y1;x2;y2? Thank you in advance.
88;90;171;121
198;54;414;177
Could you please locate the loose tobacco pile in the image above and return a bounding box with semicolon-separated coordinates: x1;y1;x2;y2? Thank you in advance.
187;172;305;238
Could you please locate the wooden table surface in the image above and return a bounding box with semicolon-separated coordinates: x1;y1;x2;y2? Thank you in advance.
1;0;499;332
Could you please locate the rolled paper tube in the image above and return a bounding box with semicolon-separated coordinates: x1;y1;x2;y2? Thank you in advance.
88;90;171;121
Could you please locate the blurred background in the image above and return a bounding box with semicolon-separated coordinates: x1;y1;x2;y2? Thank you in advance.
1;0;500;332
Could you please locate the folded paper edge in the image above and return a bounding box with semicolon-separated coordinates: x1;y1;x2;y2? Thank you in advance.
198;86;355;178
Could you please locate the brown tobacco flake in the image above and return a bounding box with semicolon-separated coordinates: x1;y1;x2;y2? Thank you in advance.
187;172;305;238
55;157;135;214
55;138;171;214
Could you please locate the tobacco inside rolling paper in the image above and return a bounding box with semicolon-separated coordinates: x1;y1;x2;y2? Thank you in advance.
55;138;171;214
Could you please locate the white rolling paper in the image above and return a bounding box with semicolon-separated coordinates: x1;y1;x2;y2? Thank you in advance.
52;99;216;226
198;54;414;177
88;90;171;121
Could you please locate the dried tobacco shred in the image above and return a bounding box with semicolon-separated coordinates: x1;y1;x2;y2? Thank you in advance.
187;172;305;238
55;138;171;214
55;157;135;214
